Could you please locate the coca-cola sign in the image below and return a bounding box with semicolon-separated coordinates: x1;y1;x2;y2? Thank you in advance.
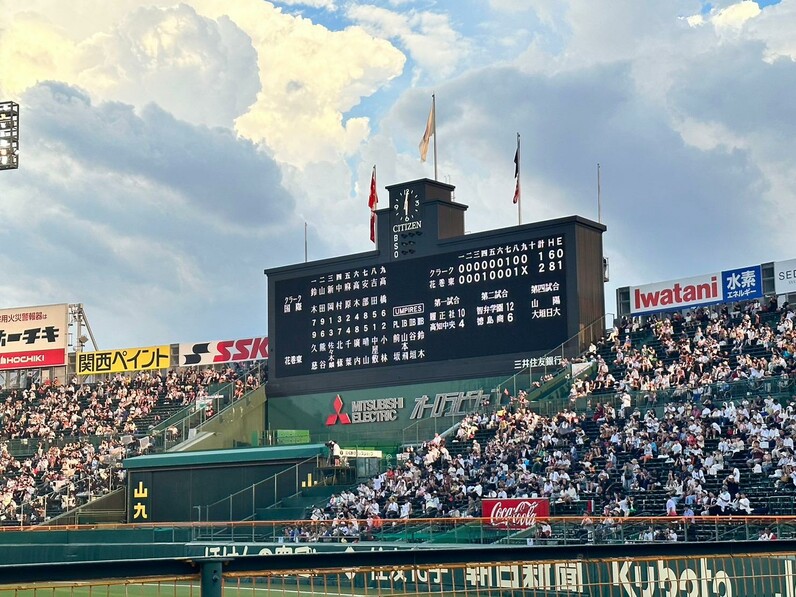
482;498;550;529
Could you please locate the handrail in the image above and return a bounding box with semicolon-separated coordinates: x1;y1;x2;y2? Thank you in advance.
532;371;796;420
152;362;267;451
152;362;266;433
402;313;614;445
201;455;319;522
494;313;615;398
6;515;796;546
20;477;125;527
1;434;109;458
43;487;126;526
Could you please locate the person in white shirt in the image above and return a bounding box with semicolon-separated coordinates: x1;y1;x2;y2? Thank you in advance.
717;488;732;512
399;501;411;519
385;497;399;519
736;493;752;515
424;493;440;516
666;495;678;516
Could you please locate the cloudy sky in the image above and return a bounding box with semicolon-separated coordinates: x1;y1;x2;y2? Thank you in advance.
0;0;793;350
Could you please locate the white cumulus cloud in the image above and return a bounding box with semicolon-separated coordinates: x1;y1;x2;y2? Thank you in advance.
346;4;467;80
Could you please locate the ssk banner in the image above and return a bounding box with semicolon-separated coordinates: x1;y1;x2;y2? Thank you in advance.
178;336;269;366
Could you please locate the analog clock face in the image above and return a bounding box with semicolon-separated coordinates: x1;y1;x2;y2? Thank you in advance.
393;188;421;222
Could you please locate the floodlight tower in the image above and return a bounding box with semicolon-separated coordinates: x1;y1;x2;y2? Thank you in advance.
0;101;19;170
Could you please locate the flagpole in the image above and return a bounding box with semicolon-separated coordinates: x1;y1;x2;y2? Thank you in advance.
432;93;438;181
368;164;379;244
597;162;602;224
517;132;521;226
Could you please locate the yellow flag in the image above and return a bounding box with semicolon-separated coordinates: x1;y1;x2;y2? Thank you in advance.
419;102;435;162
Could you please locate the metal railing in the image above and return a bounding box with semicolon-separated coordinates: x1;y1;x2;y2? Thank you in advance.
5;515;796;550
150;362;267;451
200;456;320;524
2;465;126;527
572;372;796;417
8;537;796;597
494;313;615;399
0;515;780;545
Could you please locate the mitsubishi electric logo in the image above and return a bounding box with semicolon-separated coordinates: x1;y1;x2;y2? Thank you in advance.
324;394;404;426
325;394;351;426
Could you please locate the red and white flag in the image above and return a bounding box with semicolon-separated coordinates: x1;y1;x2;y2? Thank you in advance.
368;165;378;243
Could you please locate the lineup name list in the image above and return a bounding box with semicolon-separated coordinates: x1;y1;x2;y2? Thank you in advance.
274;235;568;377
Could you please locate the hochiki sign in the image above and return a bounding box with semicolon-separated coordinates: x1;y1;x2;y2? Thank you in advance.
0;303;68;370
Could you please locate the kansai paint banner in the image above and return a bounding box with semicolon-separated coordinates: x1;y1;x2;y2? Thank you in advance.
178;336;269;366
482;498;549;529
77;345;170;375
0;303;68;370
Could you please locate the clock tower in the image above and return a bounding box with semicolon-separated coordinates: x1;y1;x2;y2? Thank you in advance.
380;178;466;260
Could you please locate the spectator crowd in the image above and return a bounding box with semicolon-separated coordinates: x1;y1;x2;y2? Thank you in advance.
294;299;796;543
0;364;260;525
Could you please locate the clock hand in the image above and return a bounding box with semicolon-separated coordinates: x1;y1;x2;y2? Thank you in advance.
403;190;409;216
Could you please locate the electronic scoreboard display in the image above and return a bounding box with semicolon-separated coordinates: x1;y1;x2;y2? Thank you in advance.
273;232;568;378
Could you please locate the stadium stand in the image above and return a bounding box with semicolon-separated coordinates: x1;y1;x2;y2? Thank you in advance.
1;295;793;540
294;299;796;543
0;365;259;525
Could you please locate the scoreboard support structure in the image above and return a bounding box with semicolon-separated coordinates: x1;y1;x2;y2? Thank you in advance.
265;178;606;397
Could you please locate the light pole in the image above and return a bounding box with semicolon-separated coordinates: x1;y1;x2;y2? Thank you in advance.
0;101;19;170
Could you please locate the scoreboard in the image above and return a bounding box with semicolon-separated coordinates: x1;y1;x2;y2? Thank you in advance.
274;233;568;378
266;178;606;395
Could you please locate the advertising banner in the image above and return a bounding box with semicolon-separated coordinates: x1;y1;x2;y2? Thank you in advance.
481;498;550;529
775;258;796;296
630;265;763;315
77;345;170;375
193;394;219;412
721;264;763;302
181;544;796;597
630;273;722;315
178;336;269;366
0;303;68;370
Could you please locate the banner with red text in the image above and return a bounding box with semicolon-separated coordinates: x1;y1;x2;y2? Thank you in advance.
0;303;68;370
630;273;722;315
630;265;763;315
482;498;549;529
178;336;269;366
